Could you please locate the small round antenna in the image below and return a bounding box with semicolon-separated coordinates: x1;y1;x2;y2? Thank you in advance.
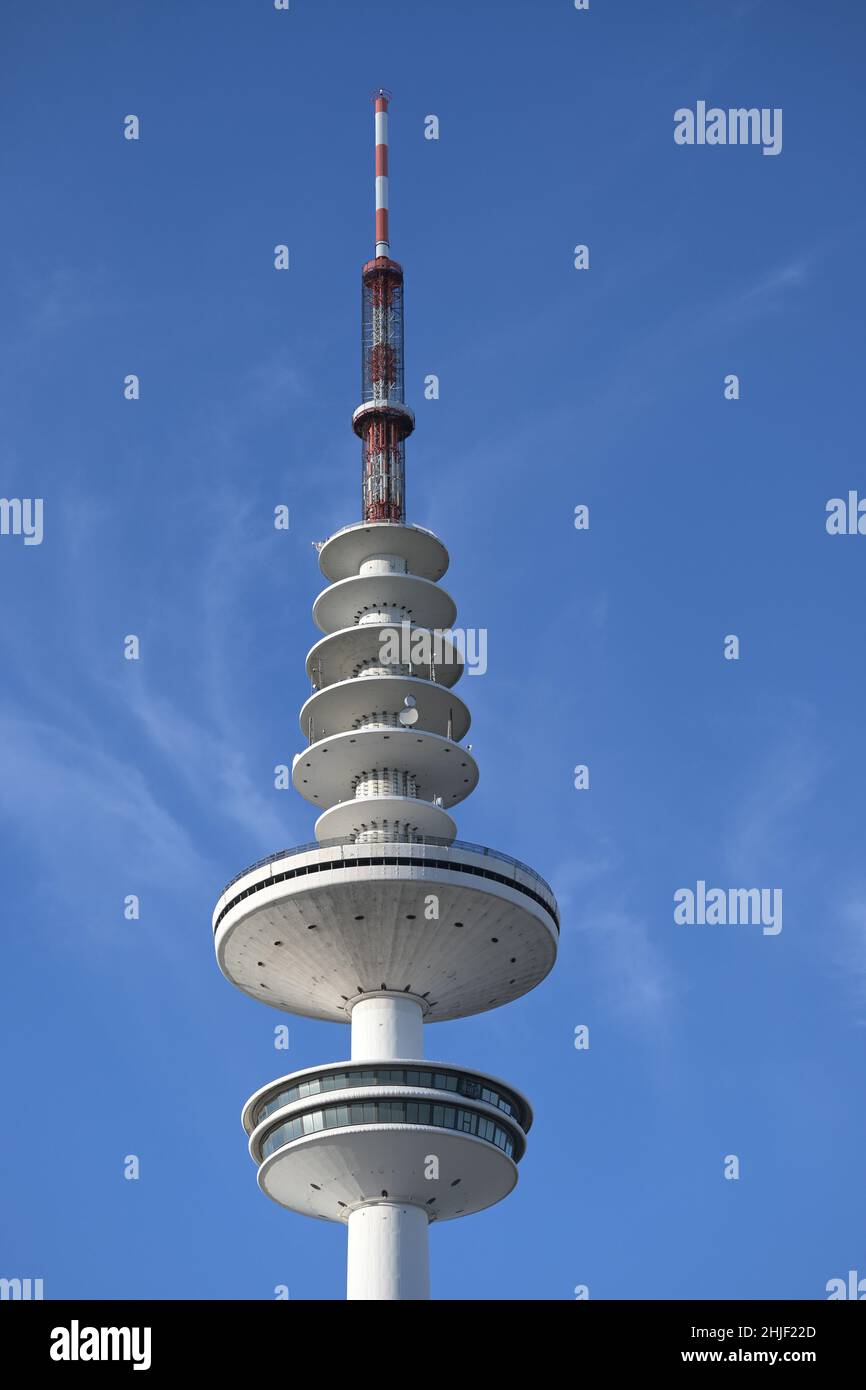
398;694;419;727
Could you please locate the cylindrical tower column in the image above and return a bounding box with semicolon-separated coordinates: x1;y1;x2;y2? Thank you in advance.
347;1202;430;1301
350;994;424;1060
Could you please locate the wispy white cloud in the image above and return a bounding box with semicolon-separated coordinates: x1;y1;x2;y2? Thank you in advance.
724;716;823;879
551;851;614;910
0;707;211;902
0;471;298;896
125;681;287;849
585;903;679;1029
553;848;679;1031
417;247;816;517
714;257;811;329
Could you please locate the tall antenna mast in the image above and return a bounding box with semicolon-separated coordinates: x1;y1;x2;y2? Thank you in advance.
374;89;390;258
352;90;415;523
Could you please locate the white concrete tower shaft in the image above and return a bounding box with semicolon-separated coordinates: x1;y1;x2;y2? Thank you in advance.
350;994;425;1061
347;1203;429;1301
348;994;428;1299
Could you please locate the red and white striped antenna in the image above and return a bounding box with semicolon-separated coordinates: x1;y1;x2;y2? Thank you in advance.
373;89;391;258
354;91;412;522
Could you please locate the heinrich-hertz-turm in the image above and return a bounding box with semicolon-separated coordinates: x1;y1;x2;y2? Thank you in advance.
212;93;559;1300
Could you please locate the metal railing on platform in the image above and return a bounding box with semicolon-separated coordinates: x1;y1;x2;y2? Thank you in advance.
219;835;555;903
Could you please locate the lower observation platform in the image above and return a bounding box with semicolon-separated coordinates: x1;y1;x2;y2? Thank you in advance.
255;1120;519;1224
213;838;559;1024
243;1059;531;1224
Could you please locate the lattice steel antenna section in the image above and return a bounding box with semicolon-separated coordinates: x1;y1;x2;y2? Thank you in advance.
353;92;414;523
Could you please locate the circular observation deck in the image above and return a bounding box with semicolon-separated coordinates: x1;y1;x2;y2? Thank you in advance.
212;838;559;1024
312;573;456;635
292;727;478;810
299;675;471;744
243;1060;531;1223
318;522;449;584
306;623;464;690
314;795;457;844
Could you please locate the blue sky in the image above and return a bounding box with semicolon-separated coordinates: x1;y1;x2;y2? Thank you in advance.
2;0;865;1300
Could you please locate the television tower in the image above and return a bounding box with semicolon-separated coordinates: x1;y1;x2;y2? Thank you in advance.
213;92;559;1300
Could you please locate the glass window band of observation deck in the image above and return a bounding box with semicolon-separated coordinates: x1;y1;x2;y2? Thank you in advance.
215;840;559;935
220;837;557;910
259;1099;522;1162
253;1066;525;1128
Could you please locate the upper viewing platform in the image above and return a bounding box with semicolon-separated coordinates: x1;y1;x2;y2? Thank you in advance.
212;836;560;1025
317;521;449;584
